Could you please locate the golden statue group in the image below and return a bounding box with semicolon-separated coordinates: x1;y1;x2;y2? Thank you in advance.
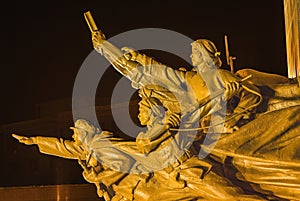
13;12;300;201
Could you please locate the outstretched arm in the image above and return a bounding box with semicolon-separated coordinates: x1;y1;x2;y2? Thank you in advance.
122;46;165;67
84;10;137;76
92;32;140;76
12;134;85;160
92;32;189;92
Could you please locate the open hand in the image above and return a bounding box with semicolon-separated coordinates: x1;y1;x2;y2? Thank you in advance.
121;46;138;61
12;134;36;145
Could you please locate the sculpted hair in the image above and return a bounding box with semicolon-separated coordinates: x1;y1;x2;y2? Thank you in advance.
193;39;222;68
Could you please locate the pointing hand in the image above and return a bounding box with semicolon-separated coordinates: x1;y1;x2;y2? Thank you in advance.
12;134;36;145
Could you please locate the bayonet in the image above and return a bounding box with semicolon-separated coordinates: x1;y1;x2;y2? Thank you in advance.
224;35;236;73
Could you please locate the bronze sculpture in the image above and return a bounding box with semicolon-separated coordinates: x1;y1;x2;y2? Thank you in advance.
12;11;300;200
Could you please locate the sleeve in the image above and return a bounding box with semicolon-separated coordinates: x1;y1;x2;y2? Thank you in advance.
95;41;140;76
127;53;188;93
35;136;85;160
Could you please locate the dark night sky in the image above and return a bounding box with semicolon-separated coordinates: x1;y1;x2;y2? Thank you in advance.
3;0;286;125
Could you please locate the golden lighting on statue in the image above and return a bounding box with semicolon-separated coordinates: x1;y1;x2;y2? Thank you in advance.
11;11;300;201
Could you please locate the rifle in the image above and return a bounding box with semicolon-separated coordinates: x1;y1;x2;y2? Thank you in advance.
224;35;236;73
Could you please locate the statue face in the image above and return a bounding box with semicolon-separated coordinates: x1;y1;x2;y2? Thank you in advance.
190;43;204;67
138;101;151;126
70;128;82;145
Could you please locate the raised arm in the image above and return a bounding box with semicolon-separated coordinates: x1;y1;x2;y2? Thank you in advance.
92;31;141;76
91;31;189;92
84;11;139;76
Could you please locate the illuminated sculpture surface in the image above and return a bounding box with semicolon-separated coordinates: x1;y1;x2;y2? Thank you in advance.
12;12;300;201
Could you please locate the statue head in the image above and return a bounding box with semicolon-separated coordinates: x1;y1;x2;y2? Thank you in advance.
70;119;98;145
138;97;165;126
190;39;222;71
